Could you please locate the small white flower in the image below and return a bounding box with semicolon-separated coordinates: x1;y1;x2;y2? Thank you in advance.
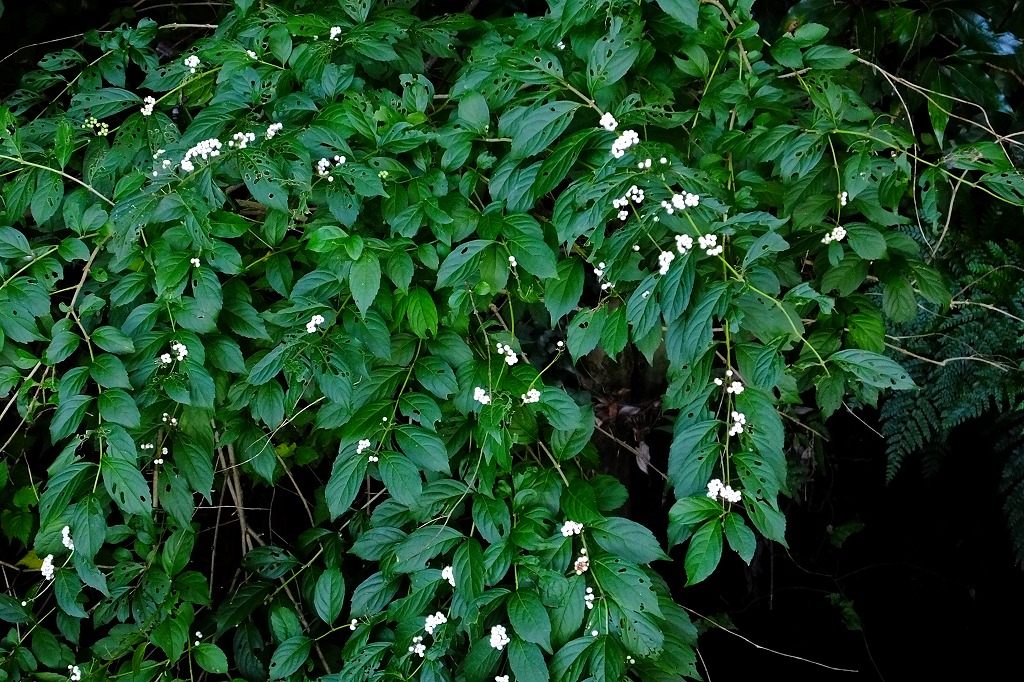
659;157;668;164
599;112;618;132
508;255;518;268
184;54;201;73
171;342;188;362
41;554;55;581
556;341;564;349
441;565;455;587
489;625;511;650
356;439;372;454
350;619;358;630
675;234;694;254
247;49;258;59
584;587;595;609
190;257;201;267
633;244;640;251
657;250;675;276
727;381;744;395
408;635;426;657
839;191;849;207
265;122;283;139
496;676;510;682
521;388;541;404
69;664;82;681
611;129;640;158
574;554;590;574
160;353;173;364
140;96;156;116
473;387;492;405
560;520;584;537
179;138;223;171
424;611;448;635
556;40;565;50
329;26;343;41
591;629;599;637
821;226;847;244
61;526;75;551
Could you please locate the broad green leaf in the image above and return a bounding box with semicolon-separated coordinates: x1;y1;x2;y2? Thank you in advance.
684;519;722;585
269;636;311;679
101;455;151;517
378;451;422;506
508;590;552;652
314;567;346;625
590;517;669;563
97;388;140;428
723;513;756;565
195;643;229;674
830;349;915;389
394;425;450;474
91;326;135;355
349;252;381;316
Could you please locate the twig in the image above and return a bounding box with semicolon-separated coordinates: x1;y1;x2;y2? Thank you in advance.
929;170;968;260
682;605;859;673
884;340;1013;371
949;299;1024;325
592;422;668;480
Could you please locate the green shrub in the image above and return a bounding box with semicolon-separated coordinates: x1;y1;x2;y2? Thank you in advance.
0;0;1015;680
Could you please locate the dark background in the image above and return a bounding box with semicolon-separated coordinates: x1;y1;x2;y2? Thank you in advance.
3;1;1022;680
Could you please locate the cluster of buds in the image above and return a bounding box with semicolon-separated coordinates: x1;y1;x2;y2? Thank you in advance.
265;122;283;139
660;191;699;215
728;411;747;437
473;387;491;405
356;439;372;455
584;587;595;609
521;388;541;404
140;96;156;116
184;55;201;73
699;234;723;256
599;112;617;131
508;254;517;268
441;565;455;586
81;116;109;136
190;256;201;267
613;185;645;221
636;158;653;169
839;190;849;206
61;525;75;551
68;665;82;681
574;548;590;575
707;478;742;504
489;625;511;651
329;26;343;41
821;226;847;244
675;234;694;255
162;412;178;426
560;520;584;537
305;314;325;334
229;131;257;149
408;635;426;657
424;611;448;635
316;155;347;181
180;138;222;172
495;342;519;366
193;630;202;647
611;130;640;158
41;554;55;581
657;250;675;275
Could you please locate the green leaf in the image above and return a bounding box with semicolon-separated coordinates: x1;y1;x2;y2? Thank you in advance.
326;449;367;520
566;307;605;361
509;638;549;682
394;425;450;474
0;226;32;258
31;171;64;224
550;637;594;682
349;252;381;316
98;388;140;428
545;259;584;324
54;569;87;618
684;519;722;585
314;567;346;625
91;326;135;354
45;329;81;366
723;513;756;565
745;497;787;545
406;286;438;338
667;495;721;547
591;517;669;563
508;590;552;652
378;451;422;506
269;636;311;679
89;354;131;389
830;349;915;390
881;276;918;323
248;345;288;386
101;455;151;516
845;224;888;260
194;643;229;674
500;101;580;160
803;44;857;70
436;240;491;289
656;0;698;27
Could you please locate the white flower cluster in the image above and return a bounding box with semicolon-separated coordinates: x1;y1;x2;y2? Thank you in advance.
489;625;511;651
613;185;645;221
707;478;742;503
162;412;178;426
657;250;675;275
599;112;617;131
68;665;81;681
839;190;849;207
194;630;202;647
189;256;201;267
675;234;694;255
357;439;372;455
180;138;222;172
316;155;346;181
61;525;74;551
349;618;359;630
557;40;566;50
561;520;584;537
184;55;201;73
306;313;325;334
636;158;653;169
495;342;518;366
408;635;426;657
584;586;595;609
593;261;606;279
41;554;55;580
229;131;257;149
424;611;448;635
140;96;156;116
699;234;723;256
626;655;637;665
473;387;491;405
441;565;455;586
266;122;283;139
574;548;589;575
161;342;188;365
247;49;258;59
660;192;699;215
329;26;343;41
521;388;541;404
821;226;847;244
496;676;510;682
508;254;517;268
728;410;747;437
611;130;640;158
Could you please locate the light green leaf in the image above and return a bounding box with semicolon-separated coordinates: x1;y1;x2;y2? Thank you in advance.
684;519;722;585
195;643;229;674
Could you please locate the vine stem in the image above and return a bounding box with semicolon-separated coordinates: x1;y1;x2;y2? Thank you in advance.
0;155;113;206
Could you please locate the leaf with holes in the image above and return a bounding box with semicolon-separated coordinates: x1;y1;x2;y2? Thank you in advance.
101;455;151;517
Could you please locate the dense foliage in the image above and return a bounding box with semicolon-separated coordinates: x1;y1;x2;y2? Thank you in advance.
0;1;1020;681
